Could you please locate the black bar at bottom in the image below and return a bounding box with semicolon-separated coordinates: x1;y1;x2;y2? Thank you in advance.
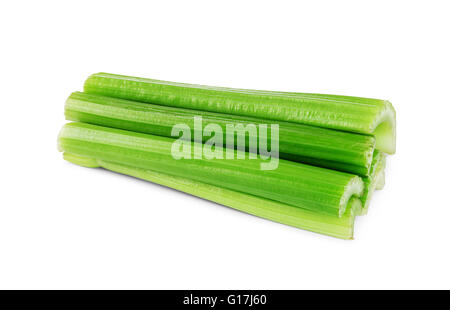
0;290;448;308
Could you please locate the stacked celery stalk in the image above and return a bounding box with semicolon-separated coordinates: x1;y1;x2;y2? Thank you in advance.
58;73;396;239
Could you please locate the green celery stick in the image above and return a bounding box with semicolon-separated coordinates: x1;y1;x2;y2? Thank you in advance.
63;152;360;239
84;72;396;154
65;92;375;176
58;122;364;217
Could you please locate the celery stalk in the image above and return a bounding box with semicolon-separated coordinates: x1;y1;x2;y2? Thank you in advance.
84;72;396;154
58;122;364;217
65;92;375;176
63;152;360;239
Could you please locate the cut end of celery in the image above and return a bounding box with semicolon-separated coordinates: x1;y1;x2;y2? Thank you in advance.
349;196;363;221
372;100;396;154
375;170;386;190
360;152;387;215
339;176;364;217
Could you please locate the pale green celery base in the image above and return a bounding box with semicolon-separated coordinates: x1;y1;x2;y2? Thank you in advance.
63;153;359;240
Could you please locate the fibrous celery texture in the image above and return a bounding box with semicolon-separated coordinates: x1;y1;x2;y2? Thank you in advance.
58;122;363;217
84;72;396;154
63;152;360;239
65;92;375;176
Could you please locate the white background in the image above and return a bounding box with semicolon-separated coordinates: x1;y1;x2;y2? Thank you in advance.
1;0;449;289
